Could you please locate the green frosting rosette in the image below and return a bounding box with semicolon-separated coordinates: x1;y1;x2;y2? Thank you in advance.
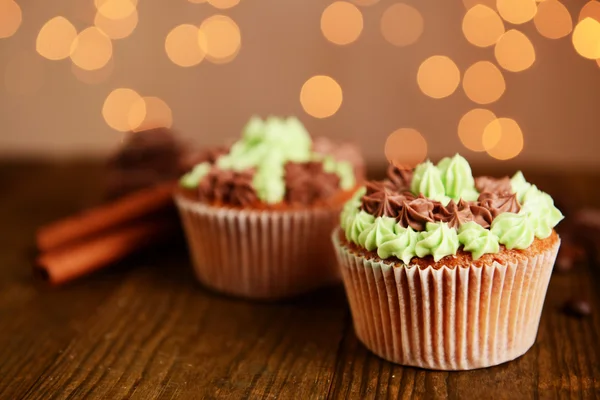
341;154;563;264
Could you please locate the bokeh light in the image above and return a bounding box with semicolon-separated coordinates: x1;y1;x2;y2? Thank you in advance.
494;30;535;72
0;0;22;39
384;128;428;169
300;75;343;119
71;58;114;85
70;27;113;71
321;2;363;46
462;0;496;10
200;15;241;64
4;52;44;96
165;24;207;67
207;0;240;9
352;0;379;6
128;97;174;131
533;0;572;39
462;5;505;48
36;17;78;61
95;0;136;20
496;0;537;25
462;61;505;104
102;88;144;132
579;1;600;22
94;9;138;39
188;0;207;3
572;18;600;59
458;108;497;152
380;3;424;47
482;117;524;160
417;55;460;99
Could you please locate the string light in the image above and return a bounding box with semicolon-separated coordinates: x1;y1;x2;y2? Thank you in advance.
462;61;505;104
458;108;497;152
36;17;78;61
70;27;113;71
165;24;207;67
380;3;424;47
572;17;600;59
4;52;44;96
417;55;460;99
462;5;505;48
0;0;22;39
95;0;136;20
496;0;537;25
128;97;173;131
384;128;428;169
207;0;240;9
321;1;363;46
94;9;138;39
482;117;524;160
533;0;572;39
494;30;536;72
102;88;144;132
300;75;343;119
200;15;241;64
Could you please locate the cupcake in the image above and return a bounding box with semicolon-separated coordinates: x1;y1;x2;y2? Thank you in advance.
333;154;563;370
175;116;363;299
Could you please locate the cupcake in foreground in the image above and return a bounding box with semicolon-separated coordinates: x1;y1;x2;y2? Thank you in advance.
333;154;563;370
175;116;363;299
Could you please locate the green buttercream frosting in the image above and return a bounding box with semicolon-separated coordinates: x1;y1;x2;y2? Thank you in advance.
183;116;356;204
415;222;460;262
340;186;365;230
517;184;564;239
490;212;535;249
179;162;211;189
411;161;451;205
377;225;420;264
346;210;375;244
510;171;532;202
437;154;479;201
358;216;396;251
458;221;500;260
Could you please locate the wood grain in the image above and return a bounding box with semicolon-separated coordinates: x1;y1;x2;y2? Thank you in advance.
0;162;599;399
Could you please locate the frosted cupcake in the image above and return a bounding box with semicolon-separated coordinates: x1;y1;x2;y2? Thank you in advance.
175;116;362;299
333;154;563;370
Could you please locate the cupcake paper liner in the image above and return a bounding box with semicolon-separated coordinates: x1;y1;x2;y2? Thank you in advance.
175;195;341;299
333;229;560;370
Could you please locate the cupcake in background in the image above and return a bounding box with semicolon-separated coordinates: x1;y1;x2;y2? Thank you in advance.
175;116;364;299
333;154;563;370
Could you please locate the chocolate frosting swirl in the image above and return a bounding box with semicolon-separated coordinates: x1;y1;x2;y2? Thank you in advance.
434;199;474;229
474;176;511;194
361;181;415;218
478;191;521;218
398;197;434;231
387;165;413;191
198;168;259;207
284;161;340;205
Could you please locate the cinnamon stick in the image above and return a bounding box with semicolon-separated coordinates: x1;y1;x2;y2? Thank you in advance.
36;182;176;252
35;218;176;285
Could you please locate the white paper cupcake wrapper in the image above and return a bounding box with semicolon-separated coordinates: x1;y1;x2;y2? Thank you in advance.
175;195;341;299
332;229;560;370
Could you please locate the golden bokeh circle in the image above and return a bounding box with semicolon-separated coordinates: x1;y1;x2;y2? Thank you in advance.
417;55;461;99
380;3;424;47
71;58;114;85
95;0;136;20
494;29;536;72
321;1;363;46
572;17;600;59
207;0;240;9
102;88;144;132
70;27;113;71
497;0;537;25
128;97;174;132
94;9;138;39
36;17;78;61
462;0;496;10
165;24;207;67
200;15;241;64
300;75;343;119
384;128;428;169
0;0;22;39
458;108;497;152
4;52;45;96
462;5;505;48
462;61;505;104
533;0;572;39
482;118;524;160
579;1;600;22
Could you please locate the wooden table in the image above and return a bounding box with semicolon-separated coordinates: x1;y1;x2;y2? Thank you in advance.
1;162;599;399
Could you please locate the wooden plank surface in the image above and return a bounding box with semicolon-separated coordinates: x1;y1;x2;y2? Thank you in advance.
0;162;599;400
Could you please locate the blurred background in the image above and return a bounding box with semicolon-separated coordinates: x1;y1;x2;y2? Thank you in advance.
1;0;600;170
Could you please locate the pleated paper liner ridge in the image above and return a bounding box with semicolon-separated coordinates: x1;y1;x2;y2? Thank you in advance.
175;194;341;299
333;229;560;370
